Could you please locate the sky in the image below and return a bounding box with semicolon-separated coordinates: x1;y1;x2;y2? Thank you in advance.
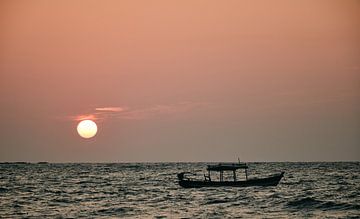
0;0;359;162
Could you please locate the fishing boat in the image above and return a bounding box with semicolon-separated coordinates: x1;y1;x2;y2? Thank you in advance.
177;163;284;188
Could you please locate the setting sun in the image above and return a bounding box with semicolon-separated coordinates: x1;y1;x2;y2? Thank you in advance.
77;120;97;138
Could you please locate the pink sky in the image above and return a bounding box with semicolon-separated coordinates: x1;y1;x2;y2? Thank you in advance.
0;0;359;162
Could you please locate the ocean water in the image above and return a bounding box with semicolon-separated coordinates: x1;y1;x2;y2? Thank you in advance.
0;162;359;218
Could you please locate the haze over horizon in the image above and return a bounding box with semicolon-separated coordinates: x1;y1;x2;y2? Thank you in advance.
1;0;359;162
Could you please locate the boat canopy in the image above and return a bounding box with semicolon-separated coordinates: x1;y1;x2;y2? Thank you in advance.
207;163;248;171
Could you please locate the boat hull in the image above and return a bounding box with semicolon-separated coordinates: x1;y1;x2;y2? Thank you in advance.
179;172;284;188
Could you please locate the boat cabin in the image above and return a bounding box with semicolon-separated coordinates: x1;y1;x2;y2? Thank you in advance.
205;163;248;182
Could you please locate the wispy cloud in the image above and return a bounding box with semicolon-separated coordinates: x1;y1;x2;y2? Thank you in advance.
72;114;98;121
116;102;209;120
71;102;211;122
95;107;125;112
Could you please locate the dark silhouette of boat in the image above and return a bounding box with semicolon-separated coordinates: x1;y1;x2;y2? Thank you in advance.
178;163;284;188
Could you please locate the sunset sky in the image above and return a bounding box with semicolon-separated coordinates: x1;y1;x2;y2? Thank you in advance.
0;0;359;162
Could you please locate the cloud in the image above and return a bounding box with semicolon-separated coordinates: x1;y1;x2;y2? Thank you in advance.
95;107;125;112
68;107;124;121
71;114;98;121
116;102;210;120
71;102;211;122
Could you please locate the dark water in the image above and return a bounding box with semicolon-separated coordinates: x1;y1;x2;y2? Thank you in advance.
0;162;359;218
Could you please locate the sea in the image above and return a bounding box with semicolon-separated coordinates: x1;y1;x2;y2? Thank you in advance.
0;162;359;218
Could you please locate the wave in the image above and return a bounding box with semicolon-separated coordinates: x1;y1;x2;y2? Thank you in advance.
205;198;233;205
286;197;360;211
0;187;8;193
282;179;316;185
96;207;134;216
50;198;74;204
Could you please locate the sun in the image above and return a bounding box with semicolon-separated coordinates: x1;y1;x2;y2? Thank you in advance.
77;120;97;138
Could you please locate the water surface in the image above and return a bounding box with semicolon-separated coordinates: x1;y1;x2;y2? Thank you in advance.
0;162;359;218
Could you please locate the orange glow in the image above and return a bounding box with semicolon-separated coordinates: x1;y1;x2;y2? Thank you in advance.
76;115;97;121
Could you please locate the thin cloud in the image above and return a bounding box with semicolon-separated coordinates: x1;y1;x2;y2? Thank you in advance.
116;102;211;120
95;107;125;112
71;102;211;121
73;114;98;121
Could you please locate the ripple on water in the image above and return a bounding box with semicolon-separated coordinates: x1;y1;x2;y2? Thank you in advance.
96;206;134;216
0;187;8;193
286;197;360;211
